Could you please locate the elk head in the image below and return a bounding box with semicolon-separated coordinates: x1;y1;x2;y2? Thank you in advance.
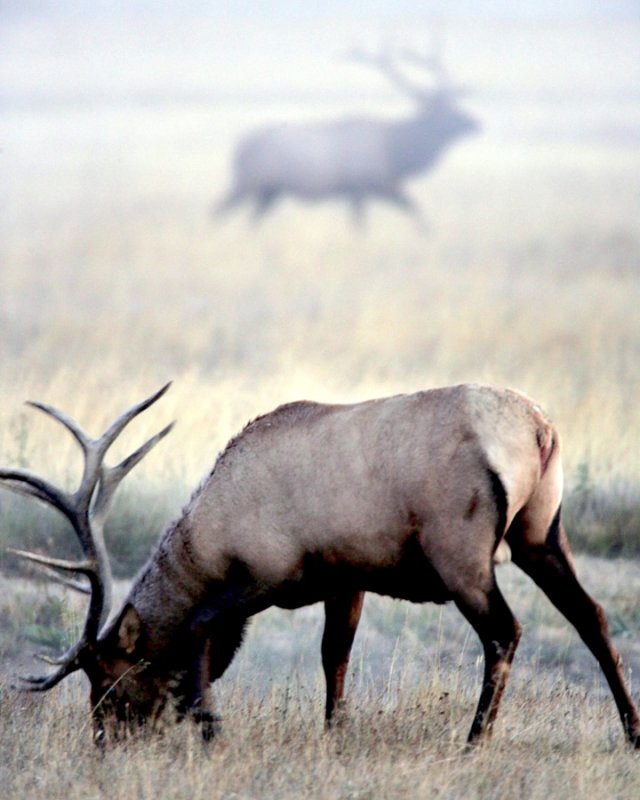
350;43;479;141
0;384;175;744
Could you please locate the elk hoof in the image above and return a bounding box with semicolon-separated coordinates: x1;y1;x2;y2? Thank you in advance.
193;710;222;741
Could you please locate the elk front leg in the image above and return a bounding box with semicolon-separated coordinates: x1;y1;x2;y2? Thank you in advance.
510;519;640;748
454;579;522;746
322;591;365;725
185;609;249;740
174;638;220;741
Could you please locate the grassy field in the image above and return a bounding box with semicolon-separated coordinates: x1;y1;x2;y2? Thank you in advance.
1;6;640;798
1;556;640;799
3;677;639;800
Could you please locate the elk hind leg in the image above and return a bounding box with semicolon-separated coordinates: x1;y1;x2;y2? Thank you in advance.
322;591;365;725
454;578;522;746
509;512;640;747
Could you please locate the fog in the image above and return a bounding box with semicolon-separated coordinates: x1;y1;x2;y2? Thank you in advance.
1;1;638;394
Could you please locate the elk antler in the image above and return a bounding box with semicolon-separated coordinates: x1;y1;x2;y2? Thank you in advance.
348;46;425;102
0;383;174;690
349;38;456;104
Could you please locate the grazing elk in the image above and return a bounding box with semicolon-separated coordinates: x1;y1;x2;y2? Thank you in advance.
1;383;639;749
216;47;479;223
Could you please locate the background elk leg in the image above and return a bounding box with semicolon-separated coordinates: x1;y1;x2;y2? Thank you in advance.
322;590;365;724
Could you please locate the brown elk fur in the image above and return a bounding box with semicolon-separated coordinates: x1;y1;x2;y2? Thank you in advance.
3;384;639;748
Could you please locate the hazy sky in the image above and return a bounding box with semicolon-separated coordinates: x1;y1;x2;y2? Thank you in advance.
3;1;638;17
3;1;639;102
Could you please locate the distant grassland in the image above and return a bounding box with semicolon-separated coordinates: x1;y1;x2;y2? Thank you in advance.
1;97;640;571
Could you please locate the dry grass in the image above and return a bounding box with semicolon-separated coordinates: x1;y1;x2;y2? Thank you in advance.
2;683;638;800
1;9;640;797
1;556;639;800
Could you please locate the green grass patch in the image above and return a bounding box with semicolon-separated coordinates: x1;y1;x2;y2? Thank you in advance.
0;590;69;662
563;468;640;557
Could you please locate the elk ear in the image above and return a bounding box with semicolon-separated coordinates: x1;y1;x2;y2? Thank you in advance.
116;604;143;655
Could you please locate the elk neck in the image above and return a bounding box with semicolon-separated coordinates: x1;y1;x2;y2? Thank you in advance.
389;99;477;176
122;515;214;655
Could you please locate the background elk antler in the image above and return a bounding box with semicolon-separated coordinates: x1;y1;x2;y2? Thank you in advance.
0;383;174;690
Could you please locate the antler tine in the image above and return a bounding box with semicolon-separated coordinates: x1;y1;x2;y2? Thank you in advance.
59;383;170;511
402;47;450;87
92;421;175;524
7;547;93;575
19;641;87;691
0;468;73;520
31;564;91;594
21;671;72;692
348;43;426;102
36;653;67;666
94;382;172;462
26;401;92;455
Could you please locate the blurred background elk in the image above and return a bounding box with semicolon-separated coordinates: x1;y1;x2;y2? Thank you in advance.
217;45;479;223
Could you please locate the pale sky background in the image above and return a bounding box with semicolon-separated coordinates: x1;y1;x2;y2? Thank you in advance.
2;2;638;114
